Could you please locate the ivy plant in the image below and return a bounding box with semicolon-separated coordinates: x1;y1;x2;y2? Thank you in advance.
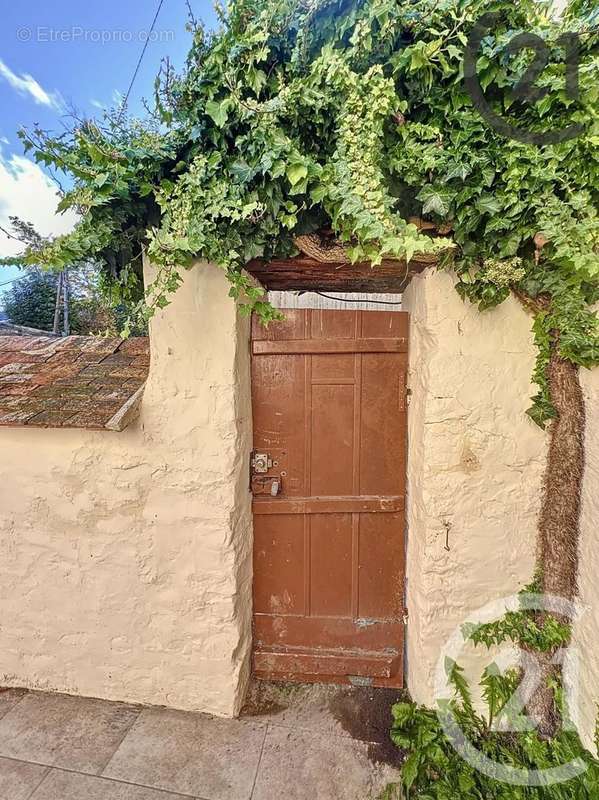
5;0;597;421
3;0;598;751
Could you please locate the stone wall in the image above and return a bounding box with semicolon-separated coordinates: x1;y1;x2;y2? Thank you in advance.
0;261;253;717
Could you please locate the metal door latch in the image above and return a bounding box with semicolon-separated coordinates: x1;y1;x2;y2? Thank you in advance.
251;475;282;496
251;451;272;474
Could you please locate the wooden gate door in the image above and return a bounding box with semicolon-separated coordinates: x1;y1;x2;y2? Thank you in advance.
251;309;407;687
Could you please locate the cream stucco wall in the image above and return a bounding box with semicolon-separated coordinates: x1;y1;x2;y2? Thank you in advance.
0;260;253;717
572;364;599;750
2;259;598;747
403;268;599;750
402;269;547;705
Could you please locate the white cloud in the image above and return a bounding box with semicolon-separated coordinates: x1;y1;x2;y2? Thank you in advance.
0;151;78;259
0;58;64;111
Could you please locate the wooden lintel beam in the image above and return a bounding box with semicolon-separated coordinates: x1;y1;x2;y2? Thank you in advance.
245;256;433;293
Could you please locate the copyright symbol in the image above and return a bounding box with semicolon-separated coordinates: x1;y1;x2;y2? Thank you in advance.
464;13;584;145
16;27;32;42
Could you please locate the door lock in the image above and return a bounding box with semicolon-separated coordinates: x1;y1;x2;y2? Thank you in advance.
250;451;282;496
251;451;272;474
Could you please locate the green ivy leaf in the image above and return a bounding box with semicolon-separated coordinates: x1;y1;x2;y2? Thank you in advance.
417;185;452;217
475;196;502;215
286;162;308;186
205;98;231;128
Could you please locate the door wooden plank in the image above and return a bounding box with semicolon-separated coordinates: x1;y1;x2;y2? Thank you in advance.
253;649;402;679
254;615;404;649
251;308;408;688
252;496;405;514
252;338;408;354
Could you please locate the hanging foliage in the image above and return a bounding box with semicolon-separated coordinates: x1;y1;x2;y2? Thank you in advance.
5;0;597;422
2;0;599;762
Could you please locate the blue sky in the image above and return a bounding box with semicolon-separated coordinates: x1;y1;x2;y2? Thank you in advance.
0;0;218;297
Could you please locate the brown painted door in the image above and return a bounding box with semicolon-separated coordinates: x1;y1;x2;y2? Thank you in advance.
251;309;407;687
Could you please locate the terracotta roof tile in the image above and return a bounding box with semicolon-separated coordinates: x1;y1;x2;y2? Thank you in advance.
0;336;150;431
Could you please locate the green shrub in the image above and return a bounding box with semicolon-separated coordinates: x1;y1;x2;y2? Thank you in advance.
390;661;599;799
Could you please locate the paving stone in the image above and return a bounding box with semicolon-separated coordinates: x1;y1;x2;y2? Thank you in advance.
0;756;48;800
103;707;266;800
242;682;406;775
30;769;192;800
252;725;398;800
0;692;140;775
242;682;353;739
0;689;27;720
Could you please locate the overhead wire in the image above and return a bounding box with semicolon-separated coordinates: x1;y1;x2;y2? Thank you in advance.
312;291;403;306
117;0;167;122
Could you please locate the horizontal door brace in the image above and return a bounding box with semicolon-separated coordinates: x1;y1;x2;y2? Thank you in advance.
253;495;405;515
252;338;408;355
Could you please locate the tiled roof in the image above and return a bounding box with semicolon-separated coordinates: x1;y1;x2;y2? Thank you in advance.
0;336;150;430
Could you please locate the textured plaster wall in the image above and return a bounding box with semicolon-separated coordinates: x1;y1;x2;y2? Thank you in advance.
572;364;599;750
402;270;547;707
402;270;599;748
0;260;253;717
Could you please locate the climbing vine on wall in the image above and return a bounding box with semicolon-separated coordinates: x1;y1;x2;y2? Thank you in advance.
6;0;598;423
3;0;599;761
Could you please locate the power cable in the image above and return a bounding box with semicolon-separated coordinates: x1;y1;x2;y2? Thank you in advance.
0;275;22;288
311;291;403;306
118;0;167;122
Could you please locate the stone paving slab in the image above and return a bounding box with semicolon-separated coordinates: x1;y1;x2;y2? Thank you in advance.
252;725;394;800
0;685;403;800
0;756;48;800
0;688;28;720
241;681;354;739
103;707;267;800
0;692;140;774
241;680;403;749
30;769;197;800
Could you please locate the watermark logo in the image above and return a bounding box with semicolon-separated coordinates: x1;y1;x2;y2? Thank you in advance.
464;12;584;145
434;593;588;787
16;27;175;45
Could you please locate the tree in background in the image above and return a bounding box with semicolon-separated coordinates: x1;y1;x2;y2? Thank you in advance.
3;0;599;792
2;263;141;335
3;269;58;331
1;216;145;334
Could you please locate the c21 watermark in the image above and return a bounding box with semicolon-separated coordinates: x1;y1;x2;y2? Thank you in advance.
435;593;588;787
16;27;176;45
464;12;585;145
